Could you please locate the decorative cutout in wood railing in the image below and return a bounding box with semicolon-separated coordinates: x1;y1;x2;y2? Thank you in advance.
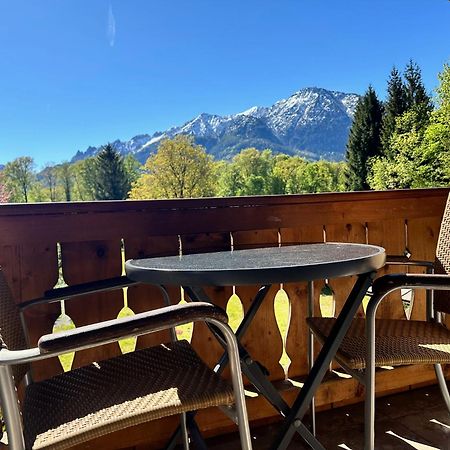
274;231;291;377
52;243;76;372
118;238;137;354
274;287;291;378
226;234;244;332
362;285;373;316
226;287;244;333
401;220;414;320
401;288;414;320
319;282;335;318
175;236;194;342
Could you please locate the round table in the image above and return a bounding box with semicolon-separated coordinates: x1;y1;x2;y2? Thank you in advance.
126;242;385;286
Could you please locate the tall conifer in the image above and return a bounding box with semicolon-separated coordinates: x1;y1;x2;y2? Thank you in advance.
93;143;131;200
381;67;407;156
404;60;433;127
345;86;383;191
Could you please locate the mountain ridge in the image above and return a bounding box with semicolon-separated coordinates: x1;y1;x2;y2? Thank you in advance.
71;87;359;164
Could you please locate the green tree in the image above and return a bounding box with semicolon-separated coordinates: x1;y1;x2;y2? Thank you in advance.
93;144;131;200
129;135;215;199
345;86;384;191
41;165;59;201
369;63;450;190
414;63;450;186
404;60;433;127
299;160;347;193
123;154;141;186
272;155;308;194
3;156;36;202
71;158;97;201
368;110;424;189
217;148;276;196
56;162;74;201
381;67;407;156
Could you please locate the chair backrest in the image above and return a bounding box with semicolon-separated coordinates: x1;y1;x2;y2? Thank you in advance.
0;268;30;384
434;193;450;314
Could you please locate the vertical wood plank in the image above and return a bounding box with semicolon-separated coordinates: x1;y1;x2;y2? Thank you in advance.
182;232;232;371
408;217;441;321
61;240;124;368
124;235;179;350
281;227;323;377
367;219;406;319
233;229;284;381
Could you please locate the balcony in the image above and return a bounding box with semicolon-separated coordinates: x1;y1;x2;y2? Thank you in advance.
0;188;449;449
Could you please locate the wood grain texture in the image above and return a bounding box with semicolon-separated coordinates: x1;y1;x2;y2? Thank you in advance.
0;188;448;446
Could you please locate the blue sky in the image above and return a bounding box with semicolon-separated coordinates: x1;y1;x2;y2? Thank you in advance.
0;0;449;168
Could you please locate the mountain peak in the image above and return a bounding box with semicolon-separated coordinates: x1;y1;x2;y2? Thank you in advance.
72;86;359;163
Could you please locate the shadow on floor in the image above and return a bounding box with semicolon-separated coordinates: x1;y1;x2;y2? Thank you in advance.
206;385;450;450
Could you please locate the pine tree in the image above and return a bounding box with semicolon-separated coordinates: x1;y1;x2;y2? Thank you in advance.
345;86;383;191
381;67;407;156
93;144;131;200
404;60;433;126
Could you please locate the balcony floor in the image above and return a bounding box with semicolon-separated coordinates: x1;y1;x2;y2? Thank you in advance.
206;384;450;449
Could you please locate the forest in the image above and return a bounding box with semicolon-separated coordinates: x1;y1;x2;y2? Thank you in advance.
1;61;449;203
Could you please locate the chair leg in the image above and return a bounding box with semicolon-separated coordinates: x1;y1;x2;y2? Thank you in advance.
180;412;190;449
209;318;252;450
434;364;450;414
364;288;384;450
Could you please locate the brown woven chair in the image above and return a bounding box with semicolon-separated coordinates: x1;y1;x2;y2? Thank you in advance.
0;271;252;450
307;193;450;450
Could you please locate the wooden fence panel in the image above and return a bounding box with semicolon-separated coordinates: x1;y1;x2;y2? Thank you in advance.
0;188;448;446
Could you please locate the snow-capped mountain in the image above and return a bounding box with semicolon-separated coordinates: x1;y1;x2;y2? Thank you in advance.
71;87;359;163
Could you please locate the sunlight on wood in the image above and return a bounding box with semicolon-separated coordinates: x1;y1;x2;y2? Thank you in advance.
429;418;450;430
386;430;440;449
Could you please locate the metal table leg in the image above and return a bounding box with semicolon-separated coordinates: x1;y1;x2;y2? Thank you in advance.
271;272;375;450
164;284;278;449
185;286;291;416
186;286;326;449
307;281;316;436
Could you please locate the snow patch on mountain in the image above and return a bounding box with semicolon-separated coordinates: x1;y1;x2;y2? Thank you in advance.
71;87;359;164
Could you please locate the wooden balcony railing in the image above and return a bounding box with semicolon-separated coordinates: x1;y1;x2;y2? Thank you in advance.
0;188;449;449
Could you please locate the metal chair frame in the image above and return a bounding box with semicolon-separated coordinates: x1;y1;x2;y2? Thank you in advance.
364;271;450;450
0;276;252;450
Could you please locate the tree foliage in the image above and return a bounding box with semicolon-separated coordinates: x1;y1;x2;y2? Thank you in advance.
345;86;383;191
3;156;36;202
404;59;433;124
93;144;131;200
368;61;443;190
130;135;215;199
381;67;407;156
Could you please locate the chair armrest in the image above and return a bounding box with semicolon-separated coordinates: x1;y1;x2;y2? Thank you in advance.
386;255;434;269
373;273;450;297
20;276;139;311
38;302;227;354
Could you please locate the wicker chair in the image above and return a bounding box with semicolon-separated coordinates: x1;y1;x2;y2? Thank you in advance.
0;271;252;450
307;194;450;450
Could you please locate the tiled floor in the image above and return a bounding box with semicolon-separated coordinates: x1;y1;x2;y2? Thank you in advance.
207;385;450;449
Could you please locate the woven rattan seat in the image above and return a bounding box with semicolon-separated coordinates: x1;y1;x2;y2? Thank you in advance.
307;317;450;370
23;340;234;450
0;269;252;450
